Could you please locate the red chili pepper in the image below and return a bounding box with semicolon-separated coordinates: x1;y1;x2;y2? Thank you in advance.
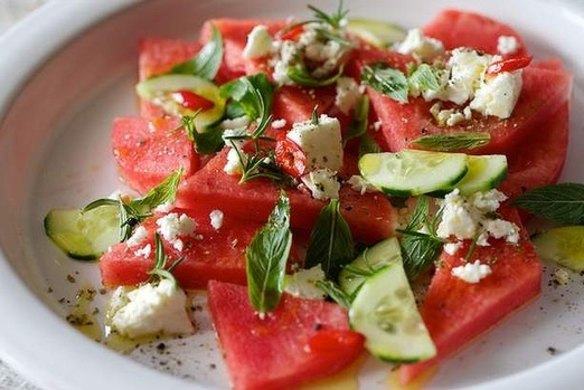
280;25;305;41
275;132;307;178
170;90;215;111
486;55;532;75
307;329;365;355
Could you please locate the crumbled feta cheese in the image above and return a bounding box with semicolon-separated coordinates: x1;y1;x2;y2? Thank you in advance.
243;25;273;59
154;201;173;213
373;120;382;131
451;260;492;284
271;118;287;129
284;265;326;300
156;213;197;252
444;241;463;256
482;219;520;244
430;102;468;127
335;77;361;115
127;226;148;247
224;148;244;175
209;209;224;230
346;175;378;195
470;70;523;119
287;114;343;171
397;28;445;61
109;279;194;339
301;168;340;200
271;40;298;85
442;48;491;105
468;189;507;212
437;189;479;240
553;267;571;286
134;244;152;259
497;35;520;55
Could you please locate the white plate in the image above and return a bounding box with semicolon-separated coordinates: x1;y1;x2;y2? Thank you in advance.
1;0;584;389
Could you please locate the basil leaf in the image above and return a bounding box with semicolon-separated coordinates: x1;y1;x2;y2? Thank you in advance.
344;96;369;145
169;25;223;80
361;63;408;104
305;199;355;280
358;133;381;157
412;132;491;152
315;280;352;309
408;63;441;92
246;191;293;314
224;102;246;119
513;183;584;225
287;63;344;87
131;169;183;214
182;115;224;154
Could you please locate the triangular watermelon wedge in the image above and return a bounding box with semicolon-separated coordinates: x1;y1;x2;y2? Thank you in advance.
208;281;364;390
399;206;542;384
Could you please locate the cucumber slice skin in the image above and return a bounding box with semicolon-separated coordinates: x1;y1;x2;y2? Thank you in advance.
359;150;469;196
533;226;584;272
349;262;436;363
339;237;402;296
457;155;508;196
347;18;406;48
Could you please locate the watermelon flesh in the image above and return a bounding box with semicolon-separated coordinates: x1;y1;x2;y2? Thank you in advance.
399;207;542;384
111;117;198;194
175;150;395;244
423;9;528;55
208;281;363;390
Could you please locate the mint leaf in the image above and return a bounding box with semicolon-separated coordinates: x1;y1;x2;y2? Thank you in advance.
246;191;293;314
287;62;344;87
169;25;223;80
182;115;224;154
359;133;381;157
513;183;584;224
316;280;352;309
361;63;408;104
408;63;441;91
344;96;369;145
412;132;491;152
305;199;355;280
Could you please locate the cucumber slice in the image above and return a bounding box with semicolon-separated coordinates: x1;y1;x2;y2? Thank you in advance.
456;155;507;195
136;74;226;129
349;262;436;363
339;237;401;296
359;150;468;196
44;206;121;260
533;226;584;272
347;18;406;48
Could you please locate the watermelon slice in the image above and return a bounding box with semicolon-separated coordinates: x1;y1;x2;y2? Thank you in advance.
175;150;395;244
364;57;572;154
100;208;305;289
111;117;198;194
208;281;364;390
399;206;542;384
422;9;528;55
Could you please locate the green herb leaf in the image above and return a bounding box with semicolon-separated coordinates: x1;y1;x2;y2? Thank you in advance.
287;63;344;88
513;183;584;225
408;63;441;92
315;280;352;309
361;63;408;104
182;115;225;154
412;132;491;152
358;133;381;157
344;96;369;145
311;105;320;125
169;25;223;80
305;199;355;280
246;191;293;314
148;233;184;286
307;0;349;29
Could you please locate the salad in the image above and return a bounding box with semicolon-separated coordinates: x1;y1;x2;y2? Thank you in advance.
43;2;578;389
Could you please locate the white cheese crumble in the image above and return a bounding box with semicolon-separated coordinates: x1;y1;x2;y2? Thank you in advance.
469;70;523;119
283;265;327;300
443;241;463;256
301;168;340;200
134;244;152;259
127;226;148;247
287;114;344;172
497;35;520;55
430;102;472;127
442;48;492;105
109;279;194;339
373;120;382;131
222;126;248;175
209;209;224;230
224;147;244;175
271;40;299;85
156;213;197;252
271;118;287;129
346;175;378;195
451;260;492;284
243;25;273;59
397;28;445;61
335;77;361;114
436;189;478;240
482;218;520;244
154;201;173;213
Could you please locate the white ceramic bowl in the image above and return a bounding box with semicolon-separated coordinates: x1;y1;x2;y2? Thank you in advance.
2;1;584;389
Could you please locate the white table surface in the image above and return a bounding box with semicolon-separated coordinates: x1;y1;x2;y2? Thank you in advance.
0;2;45;387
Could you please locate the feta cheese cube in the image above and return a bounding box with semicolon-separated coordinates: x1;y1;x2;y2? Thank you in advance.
397;28;445;61
209;209;224;230
243;25;273;59
283;265;326;300
287;114;343;172
301;168;340;200
497;35;520;55
442;48;491;105
335;77;361;115
109;279;194;339
451;260;492;284
470;70;523;119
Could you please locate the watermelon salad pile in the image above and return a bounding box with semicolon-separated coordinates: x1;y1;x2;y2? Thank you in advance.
44;3;574;389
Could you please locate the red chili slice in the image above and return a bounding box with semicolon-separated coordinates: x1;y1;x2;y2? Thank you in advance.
170;90;215;111
275;132;307;177
280;25;305;41
307;329;365;355
486;55;533;75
